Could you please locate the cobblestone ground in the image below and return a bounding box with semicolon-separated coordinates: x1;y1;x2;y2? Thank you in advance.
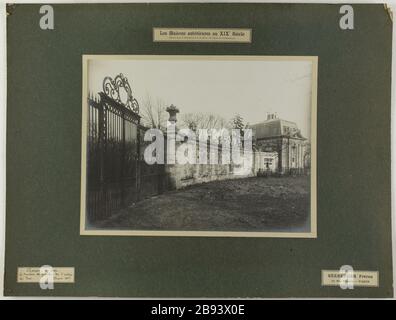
96;175;311;232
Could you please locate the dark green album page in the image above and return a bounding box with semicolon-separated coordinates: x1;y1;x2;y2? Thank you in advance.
5;3;393;297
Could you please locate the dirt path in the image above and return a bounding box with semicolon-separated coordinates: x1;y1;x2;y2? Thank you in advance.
96;176;310;232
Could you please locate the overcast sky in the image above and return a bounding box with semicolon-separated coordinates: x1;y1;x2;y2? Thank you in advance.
88;57;313;138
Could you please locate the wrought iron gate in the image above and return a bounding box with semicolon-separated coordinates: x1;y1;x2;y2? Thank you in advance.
86;74;165;223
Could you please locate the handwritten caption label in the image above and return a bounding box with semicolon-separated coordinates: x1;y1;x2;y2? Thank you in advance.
17;267;75;283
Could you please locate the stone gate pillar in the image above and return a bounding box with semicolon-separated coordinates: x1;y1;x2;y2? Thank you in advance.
165;104;180;189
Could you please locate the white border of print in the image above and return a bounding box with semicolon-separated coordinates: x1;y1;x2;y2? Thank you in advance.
80;55;318;238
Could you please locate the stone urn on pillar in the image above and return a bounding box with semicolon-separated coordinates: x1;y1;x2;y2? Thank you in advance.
166;104;179;124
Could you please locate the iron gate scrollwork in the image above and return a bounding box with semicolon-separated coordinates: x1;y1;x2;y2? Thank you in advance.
102;73;140;113
86;74;165;224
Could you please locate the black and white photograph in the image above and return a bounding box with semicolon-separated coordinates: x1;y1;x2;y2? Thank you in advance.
81;55;317;237
4;1;395;300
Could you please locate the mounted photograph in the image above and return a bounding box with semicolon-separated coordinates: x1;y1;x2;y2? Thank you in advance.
80;55;317;237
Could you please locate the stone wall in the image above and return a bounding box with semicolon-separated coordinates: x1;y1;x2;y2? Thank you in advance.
164;142;278;190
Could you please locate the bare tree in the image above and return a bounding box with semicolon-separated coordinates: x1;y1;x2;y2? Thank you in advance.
140;93;167;130
180;112;229;131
